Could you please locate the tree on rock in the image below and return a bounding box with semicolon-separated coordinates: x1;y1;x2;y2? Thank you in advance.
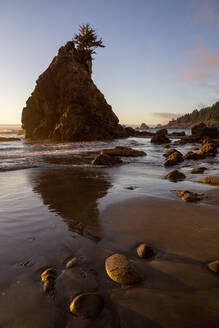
73;24;105;60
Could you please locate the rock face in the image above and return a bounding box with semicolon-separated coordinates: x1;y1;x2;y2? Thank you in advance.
191;123;218;139
105;254;141;285
22;42;124;141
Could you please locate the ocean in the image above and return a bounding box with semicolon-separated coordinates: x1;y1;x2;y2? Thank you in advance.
0;124;219;327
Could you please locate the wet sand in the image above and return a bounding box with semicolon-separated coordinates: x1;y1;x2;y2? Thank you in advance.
0;168;219;327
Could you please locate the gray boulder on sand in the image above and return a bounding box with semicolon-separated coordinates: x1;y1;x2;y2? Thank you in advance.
105;253;141;285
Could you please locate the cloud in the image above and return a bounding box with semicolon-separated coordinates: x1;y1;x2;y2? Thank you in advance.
153;112;182;120
179;71;209;82
179;47;219;93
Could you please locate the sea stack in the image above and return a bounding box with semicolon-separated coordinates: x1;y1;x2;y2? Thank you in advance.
21;41;124;141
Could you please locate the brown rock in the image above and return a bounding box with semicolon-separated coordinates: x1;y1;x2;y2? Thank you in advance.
151;134;170;144
0;137;20;142
165;170;186;182
105;254;141;285
100;146;146;157
164;152;184;166
137;243;154;258
202;177;219;186
172;190;204;202
197;140;217;157
70;292;104;319
163;149;182;158
183;151;204;160
21;41;126;141
191;167;207;174
41;268;57;282
91;154;122;165
162;143;171;149
208;260;219;273
191;123;218;138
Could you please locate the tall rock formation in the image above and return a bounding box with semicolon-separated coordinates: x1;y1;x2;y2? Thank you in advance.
22;42;124;141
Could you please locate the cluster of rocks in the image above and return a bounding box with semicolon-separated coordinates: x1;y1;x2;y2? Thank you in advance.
40;242;153;320
91;146;146;165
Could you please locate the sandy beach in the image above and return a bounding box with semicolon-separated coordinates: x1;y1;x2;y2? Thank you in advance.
0;165;219;327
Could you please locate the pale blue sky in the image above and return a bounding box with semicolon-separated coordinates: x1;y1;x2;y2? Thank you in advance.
1;0;219;125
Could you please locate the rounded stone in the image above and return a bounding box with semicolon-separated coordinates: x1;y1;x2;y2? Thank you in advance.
137;243;154;258
41;268;57;282
69;293;104;319
105;253;141;285
66;257;77;269
208;260;219;273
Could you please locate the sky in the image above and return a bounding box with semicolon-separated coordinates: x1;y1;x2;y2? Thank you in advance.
1;0;219;125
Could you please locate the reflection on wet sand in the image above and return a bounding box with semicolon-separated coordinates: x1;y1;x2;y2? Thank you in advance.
32;167;111;241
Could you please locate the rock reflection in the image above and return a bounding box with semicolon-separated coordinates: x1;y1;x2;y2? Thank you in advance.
32;167;111;241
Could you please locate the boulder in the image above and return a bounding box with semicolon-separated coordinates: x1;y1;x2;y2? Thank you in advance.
191;123;218;138
105;254;141;285
191;167;207;174
172;190;204;202
66;257;77;269
168;131;185;137
165;170;186;182
137;243;154;258
164;152;184;166
70;293;104;319
100;146;146;157
41;267;57;293
162;143;171;149
202;177;219;186
91;154;122;166
163;149;182;158
157;129;168;136
197;140;217;157
183;151;204;160
21;41;126;141
151;134;170;144
208;260;219;273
